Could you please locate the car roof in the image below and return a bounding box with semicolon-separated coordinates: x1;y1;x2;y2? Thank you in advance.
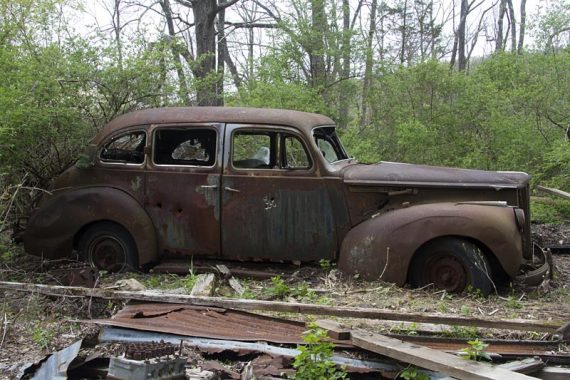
94;107;335;144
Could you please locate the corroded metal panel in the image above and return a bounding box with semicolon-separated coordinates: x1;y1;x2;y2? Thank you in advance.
92;304;309;344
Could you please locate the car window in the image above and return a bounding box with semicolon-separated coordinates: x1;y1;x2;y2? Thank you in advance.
283;136;310;169
313;126;349;163
233;132;274;169
154;128;216;166
232;130;310;170
100;131;146;164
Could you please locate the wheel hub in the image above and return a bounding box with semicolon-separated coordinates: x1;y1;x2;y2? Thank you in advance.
88;236;127;272
427;255;467;292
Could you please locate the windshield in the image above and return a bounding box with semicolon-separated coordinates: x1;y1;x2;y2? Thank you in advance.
313;126;349;163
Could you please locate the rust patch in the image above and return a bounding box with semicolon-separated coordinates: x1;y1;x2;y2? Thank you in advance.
91;303;350;346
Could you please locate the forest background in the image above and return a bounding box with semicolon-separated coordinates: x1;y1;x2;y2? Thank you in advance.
1;0;569;226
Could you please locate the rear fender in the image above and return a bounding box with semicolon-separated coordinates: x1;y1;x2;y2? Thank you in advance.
24;187;157;266
337;203;523;284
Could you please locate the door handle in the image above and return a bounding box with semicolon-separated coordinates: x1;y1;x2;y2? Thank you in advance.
200;185;218;189
224;186;240;193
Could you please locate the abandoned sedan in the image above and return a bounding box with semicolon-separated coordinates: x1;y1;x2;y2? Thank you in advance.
24;107;541;294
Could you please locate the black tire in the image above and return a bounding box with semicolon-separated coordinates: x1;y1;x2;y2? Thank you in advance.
409;238;493;295
78;222;138;272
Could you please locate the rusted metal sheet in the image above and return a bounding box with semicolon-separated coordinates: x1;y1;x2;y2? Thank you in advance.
91;303;333;345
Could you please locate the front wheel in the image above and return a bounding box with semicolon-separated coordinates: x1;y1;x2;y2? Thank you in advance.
78;222;138;272
409;238;493;295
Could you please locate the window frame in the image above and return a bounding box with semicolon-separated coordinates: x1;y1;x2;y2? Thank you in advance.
151;126;218;169
98;129;147;167
230;127;313;172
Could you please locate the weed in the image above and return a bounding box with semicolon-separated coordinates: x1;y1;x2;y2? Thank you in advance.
291;282;317;300
399;365;429;380
319;259;332;269
393;322;419;336
292;323;347;379
441;326;479;339
466;285;484;298
32;326;54;350
460;304;471;316
264;276;291;299
316;296;333;305
437;302;448;313
145;275;162;288
505;295;523;309
459;339;492;362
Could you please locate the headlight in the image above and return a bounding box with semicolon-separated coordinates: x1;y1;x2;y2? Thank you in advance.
514;208;526;232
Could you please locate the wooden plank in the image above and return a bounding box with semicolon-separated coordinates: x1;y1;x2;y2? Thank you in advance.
536;185;570;201
351;330;536;380
496;358;545;374
0;281;563;333
314;320;351;340
533;366;570;380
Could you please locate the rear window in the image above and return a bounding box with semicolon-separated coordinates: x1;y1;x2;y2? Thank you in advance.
154;128;216;166
100;131;146;164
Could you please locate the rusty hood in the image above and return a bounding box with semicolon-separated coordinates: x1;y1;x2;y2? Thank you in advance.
342;161;530;189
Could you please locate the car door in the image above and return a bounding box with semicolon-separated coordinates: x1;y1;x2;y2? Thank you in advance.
144;123;223;259
221;124;337;262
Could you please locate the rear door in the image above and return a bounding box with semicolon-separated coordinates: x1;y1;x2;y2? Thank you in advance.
220;124;337;262
144;124;223;259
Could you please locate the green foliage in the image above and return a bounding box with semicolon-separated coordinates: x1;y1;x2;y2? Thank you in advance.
531;198;570;224
343;53;570;193
292;323;347;380
460;339;492;362
319;259;332;269
32;326;54;350
399;366;430;380
264;275;291;299
264;276;316;301
441;326;479;339
505;295;523;309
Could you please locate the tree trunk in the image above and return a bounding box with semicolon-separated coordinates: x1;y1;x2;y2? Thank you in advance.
506;0;516;52
400;0;408;65
310;0;327;87
215;6;225;105
496;0;506;52
159;0;190;105
338;0;350;129
361;0;377;126
192;0;218;106
114;0;123;69
517;0;526;54
457;0;468;71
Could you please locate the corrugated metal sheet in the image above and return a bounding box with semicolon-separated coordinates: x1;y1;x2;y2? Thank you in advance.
91;304;338;345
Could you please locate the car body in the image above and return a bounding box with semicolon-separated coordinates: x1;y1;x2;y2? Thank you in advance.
24;107;537;293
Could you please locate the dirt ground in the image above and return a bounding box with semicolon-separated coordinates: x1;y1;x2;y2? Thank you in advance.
0;223;569;379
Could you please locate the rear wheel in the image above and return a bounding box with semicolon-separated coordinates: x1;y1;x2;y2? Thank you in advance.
409;238;493;295
78;222;138;272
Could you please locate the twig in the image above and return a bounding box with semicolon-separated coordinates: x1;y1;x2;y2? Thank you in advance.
379;248;390;280
0;313;8;350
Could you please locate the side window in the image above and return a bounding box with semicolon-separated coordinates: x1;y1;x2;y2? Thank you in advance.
232;130;311;170
283;136;310;169
316;139;337;163
100;131;146;164
154;128;216;166
233;132;275;169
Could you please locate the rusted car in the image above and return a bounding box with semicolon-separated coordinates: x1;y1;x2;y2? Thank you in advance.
24;107;546;294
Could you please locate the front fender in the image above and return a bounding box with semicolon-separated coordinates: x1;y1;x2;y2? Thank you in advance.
337;203;523;284
24;187;158;266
